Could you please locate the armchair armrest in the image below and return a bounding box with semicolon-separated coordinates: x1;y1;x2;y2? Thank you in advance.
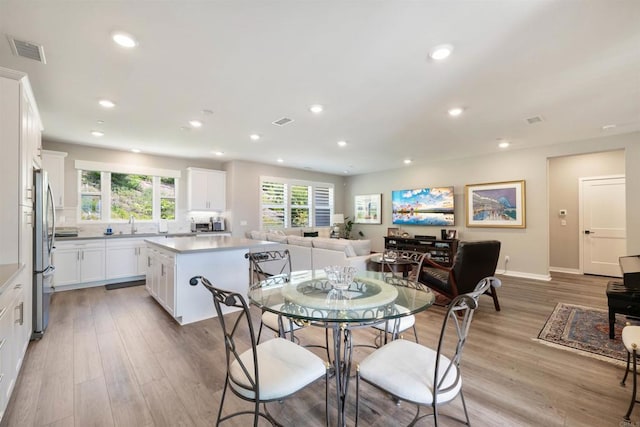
421;255;452;272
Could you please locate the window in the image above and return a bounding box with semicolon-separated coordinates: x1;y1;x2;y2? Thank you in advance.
77;165;179;222
80;171;102;220
260;177;334;229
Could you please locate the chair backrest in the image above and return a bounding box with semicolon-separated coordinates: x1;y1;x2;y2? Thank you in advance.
189;276;262;400
246;249;292;288
450;241;501;294
382;250;428;280
433;277;495;404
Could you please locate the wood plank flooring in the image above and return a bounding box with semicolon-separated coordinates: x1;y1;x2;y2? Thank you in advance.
0;273;633;426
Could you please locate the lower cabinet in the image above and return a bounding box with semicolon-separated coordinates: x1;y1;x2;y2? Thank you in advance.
53;240;106;287
0;269;30;421
146;247;176;315
105;238;147;280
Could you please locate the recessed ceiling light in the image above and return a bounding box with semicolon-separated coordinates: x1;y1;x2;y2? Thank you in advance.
112;32;137;48
309;104;324;114
99;99;115;108
213;151;224;156
91;130;104;137
96;120;104;124
250;133;261;141
429;44;453;60
448;107;463;117
404;159;412;165
602;124;617;130
277;158;284;163
131;148;141;153
189;120;203;128
498;140;510;149
337;140;347;147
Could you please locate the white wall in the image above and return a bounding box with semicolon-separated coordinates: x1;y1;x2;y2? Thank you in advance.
346;132;640;279
225;160;346;238
548;150;625;271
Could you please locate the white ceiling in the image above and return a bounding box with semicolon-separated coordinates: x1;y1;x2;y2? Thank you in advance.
1;1;639;175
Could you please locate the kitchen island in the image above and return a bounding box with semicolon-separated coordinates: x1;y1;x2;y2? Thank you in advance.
145;235;275;325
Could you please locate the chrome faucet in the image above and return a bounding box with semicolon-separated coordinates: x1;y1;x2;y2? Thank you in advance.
129;215;137;234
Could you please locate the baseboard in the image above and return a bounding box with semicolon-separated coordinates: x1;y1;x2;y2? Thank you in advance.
549;267;581;275
495;269;552;281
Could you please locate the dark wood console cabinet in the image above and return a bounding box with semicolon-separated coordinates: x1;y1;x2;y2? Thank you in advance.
384;237;458;267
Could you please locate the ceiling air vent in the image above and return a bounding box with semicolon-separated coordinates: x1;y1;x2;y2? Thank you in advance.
7;36;46;63
272;117;294;126
526;115;544;124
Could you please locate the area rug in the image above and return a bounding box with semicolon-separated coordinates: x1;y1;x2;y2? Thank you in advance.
536;303;632;365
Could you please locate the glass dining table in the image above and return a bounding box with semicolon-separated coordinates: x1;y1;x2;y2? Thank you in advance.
248;269;435;427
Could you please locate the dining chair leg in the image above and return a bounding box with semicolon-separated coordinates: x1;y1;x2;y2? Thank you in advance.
355;366;361;427
488;287;501;311
624;348;638;420
460;389;471;426
622;350;631;385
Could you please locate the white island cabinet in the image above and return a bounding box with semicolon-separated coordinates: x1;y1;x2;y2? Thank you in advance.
145;235;274;325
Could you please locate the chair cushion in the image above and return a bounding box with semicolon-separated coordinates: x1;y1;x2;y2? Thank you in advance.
372;306;415;333
262;308;303;334
420;267;451;293
287;235;313;247
229;338;326;401
359;339;461;405
622;326;640;352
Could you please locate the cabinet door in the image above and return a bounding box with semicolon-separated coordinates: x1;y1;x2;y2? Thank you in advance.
136;243;148;275
11;285;26;375
41;151;66;209
165;261;175;316
187;169;210;210
18;87;34;208
206;170;226;211
80;247;106;283
105;240;138;279
53;248;81;286
0;292;13;415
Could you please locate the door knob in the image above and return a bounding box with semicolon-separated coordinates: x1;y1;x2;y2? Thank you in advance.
584;230;594;234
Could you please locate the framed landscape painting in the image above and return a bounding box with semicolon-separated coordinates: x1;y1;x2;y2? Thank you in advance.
354;194;382;224
465;180;526;228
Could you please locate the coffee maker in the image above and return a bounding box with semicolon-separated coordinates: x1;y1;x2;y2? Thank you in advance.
211;217;225;231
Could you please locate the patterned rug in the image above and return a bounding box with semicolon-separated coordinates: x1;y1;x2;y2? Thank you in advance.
536;303;631;365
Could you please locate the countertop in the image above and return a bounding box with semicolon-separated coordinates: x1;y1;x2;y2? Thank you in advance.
55;231;230;241
0;263;24;291
145;235;275;254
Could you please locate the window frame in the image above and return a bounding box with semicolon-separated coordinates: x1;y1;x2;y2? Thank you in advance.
260;176;334;230
76;166;180;224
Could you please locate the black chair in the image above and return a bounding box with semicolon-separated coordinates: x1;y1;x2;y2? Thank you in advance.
355;277;499;426
189;276;329;426
418;240;502;311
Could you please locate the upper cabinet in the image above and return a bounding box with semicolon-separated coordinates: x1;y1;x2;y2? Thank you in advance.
186;167;226;211
41;150;67;208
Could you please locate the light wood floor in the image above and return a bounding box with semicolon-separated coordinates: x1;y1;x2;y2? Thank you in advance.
0;273;633;426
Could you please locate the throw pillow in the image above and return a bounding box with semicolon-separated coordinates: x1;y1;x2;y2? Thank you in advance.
349;240;371;256
287;235;313;247
303;231;319;237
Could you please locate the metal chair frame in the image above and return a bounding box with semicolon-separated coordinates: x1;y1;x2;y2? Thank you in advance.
621;335;640;421
190;275;329;426
355;277;499;427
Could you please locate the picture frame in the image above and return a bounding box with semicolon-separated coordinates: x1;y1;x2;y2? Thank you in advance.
465;180;526;228
387;227;400;237
354;193;382;224
446;230;457;239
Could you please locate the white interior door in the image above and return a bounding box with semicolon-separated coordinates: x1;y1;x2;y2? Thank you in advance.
581;176;626;277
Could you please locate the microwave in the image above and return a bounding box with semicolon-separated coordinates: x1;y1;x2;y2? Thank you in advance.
191;222;212;232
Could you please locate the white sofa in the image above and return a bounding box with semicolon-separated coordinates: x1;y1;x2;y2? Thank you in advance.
247;230;375;273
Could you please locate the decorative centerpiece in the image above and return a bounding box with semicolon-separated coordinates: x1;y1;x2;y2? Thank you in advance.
324;266;356;304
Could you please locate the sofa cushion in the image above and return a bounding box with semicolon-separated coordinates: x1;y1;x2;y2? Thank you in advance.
250;230;268;241
350;240;371;256
287;235;313;247
266;232;288;243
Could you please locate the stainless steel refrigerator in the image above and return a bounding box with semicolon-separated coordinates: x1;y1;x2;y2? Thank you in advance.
32;169;55;339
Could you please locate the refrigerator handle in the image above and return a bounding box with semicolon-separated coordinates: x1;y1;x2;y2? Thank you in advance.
47;184;56;254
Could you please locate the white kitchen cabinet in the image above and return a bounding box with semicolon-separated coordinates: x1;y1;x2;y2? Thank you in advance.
186;167;226;211
105;237;147;280
53;240;105;287
41;150;67;209
145;246;176;315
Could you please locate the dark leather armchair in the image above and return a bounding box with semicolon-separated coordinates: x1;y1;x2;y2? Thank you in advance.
418;240;502;311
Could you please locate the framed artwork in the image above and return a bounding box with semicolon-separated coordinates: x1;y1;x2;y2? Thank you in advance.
465;180;526;228
446;230;457;239
387;227;400;237
354;194;382;224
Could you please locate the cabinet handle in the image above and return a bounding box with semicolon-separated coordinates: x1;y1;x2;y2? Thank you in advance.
15;302;24;325
0;339;5;351
82;251;84;261
147;256;151;267
77;251;80;260
26;187;33;200
0;307;6;319
14;283;22;290
161;264;165;276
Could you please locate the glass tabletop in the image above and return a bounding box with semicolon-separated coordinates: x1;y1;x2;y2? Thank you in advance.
248;270;435;324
